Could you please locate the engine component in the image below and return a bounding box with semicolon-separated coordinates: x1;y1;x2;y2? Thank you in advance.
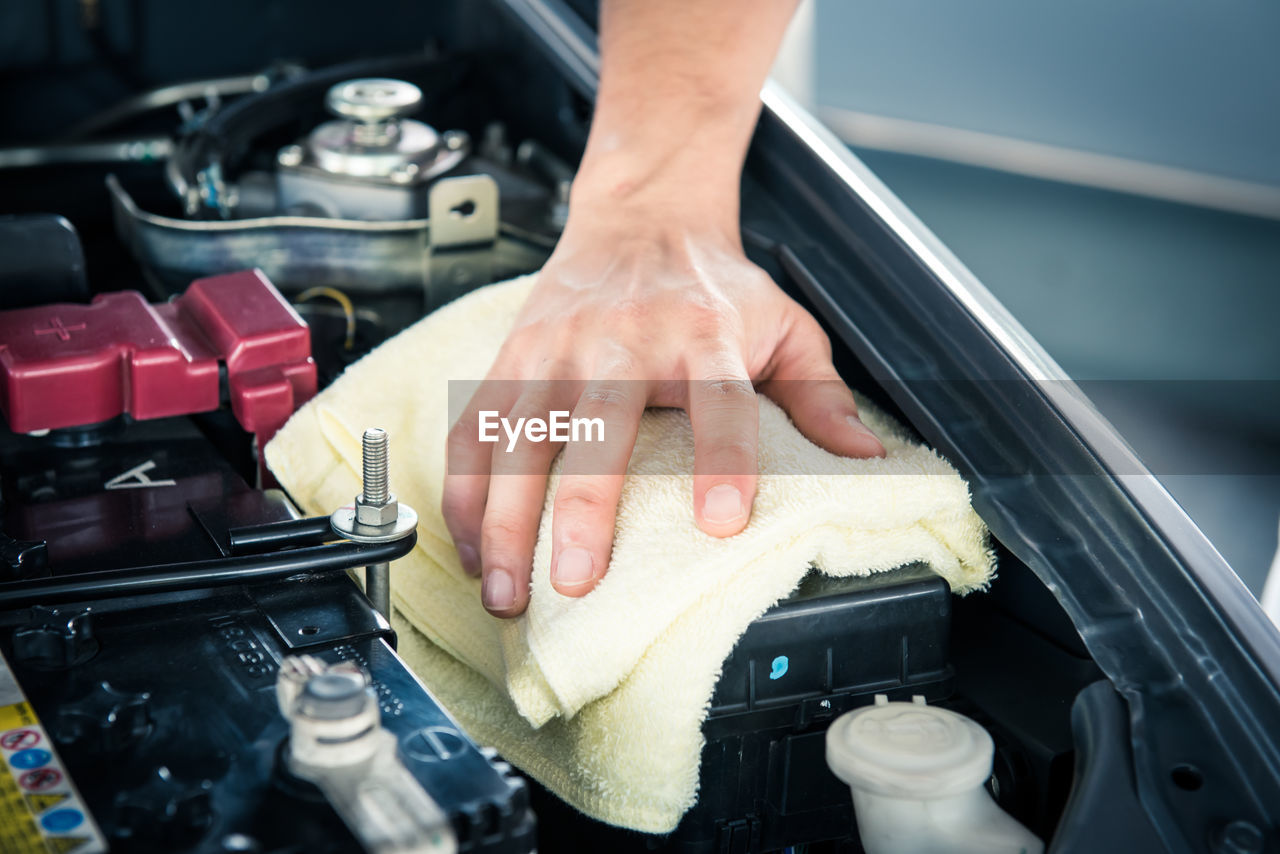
107;174;549;301
428;174;499;250
0;575;535;853
826;694;1043;854
0;403;535;852
0;269;315;443
315;79;453;179
278;656;458;854
275;78;470;220
419;174;504;294
97;56;558;300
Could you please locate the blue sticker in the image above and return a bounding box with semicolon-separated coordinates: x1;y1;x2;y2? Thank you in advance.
769;655;789;680
9;748;51;770
40;808;85;833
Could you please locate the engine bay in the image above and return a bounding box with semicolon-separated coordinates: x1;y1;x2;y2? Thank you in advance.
0;2;1274;852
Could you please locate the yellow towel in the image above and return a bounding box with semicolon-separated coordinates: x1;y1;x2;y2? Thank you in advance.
265;275;994;832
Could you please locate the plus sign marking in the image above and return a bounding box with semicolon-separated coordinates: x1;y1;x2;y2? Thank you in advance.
33;317;86;342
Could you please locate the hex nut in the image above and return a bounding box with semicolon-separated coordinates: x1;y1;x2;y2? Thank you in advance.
298;671;370;720
355;495;399;526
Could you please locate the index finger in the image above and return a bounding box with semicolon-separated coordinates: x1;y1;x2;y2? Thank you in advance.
442;378;520;575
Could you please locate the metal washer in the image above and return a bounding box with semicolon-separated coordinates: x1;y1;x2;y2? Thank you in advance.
330;504;418;544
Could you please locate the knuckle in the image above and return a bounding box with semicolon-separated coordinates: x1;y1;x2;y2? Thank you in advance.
554;480;613;515
701;376;754;400
508;386;558;422
579;384;631;409
687;309;737;345
480;512;528;551
504;403;540;425
702;434;757;462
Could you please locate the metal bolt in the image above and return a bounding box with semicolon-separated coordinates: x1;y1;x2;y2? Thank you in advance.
278;145;304;168
362;428;390;506
331;427;417;622
354;428;397;526
359;428;393;620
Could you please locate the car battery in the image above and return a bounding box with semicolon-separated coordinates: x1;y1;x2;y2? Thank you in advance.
531;562;954;853
0;417;536;853
0;585;536;853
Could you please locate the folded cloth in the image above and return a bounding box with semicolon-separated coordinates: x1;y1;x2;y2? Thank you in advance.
265;274;994;832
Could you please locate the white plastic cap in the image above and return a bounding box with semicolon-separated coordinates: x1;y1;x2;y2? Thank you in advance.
825;694;994;799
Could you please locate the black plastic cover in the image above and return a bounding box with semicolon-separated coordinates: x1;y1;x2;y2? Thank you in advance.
533;563;954;853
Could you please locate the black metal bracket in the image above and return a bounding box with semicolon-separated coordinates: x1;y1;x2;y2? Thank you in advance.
0;516;415;608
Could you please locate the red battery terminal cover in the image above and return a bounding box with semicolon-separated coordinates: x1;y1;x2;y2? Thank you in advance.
0;269;316;443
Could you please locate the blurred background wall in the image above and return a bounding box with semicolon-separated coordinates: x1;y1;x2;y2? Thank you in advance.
776;0;1280;595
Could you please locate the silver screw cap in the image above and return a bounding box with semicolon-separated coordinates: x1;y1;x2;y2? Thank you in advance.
325;78;422;124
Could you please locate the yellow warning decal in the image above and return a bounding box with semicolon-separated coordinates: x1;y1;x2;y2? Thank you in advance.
0;752;45;853
26;792;69;813
0;655;106;854
0;701;38;731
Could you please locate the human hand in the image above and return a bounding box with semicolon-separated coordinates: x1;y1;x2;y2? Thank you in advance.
442;191;885;617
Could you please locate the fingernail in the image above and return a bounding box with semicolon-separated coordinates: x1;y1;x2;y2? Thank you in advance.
553;547;594;587
482;569;515;610
703;483;745;524
457;543;480;576
846;415;887;456
846;414;874;435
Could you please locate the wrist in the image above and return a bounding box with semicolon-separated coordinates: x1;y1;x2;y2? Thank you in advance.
569;144;743;240
569;77;758;235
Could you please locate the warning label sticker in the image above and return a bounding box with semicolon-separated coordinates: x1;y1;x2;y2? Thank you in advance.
0;654;106;854
0;729;40;751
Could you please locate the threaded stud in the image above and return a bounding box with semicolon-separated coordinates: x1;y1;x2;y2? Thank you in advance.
362;428;390;505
